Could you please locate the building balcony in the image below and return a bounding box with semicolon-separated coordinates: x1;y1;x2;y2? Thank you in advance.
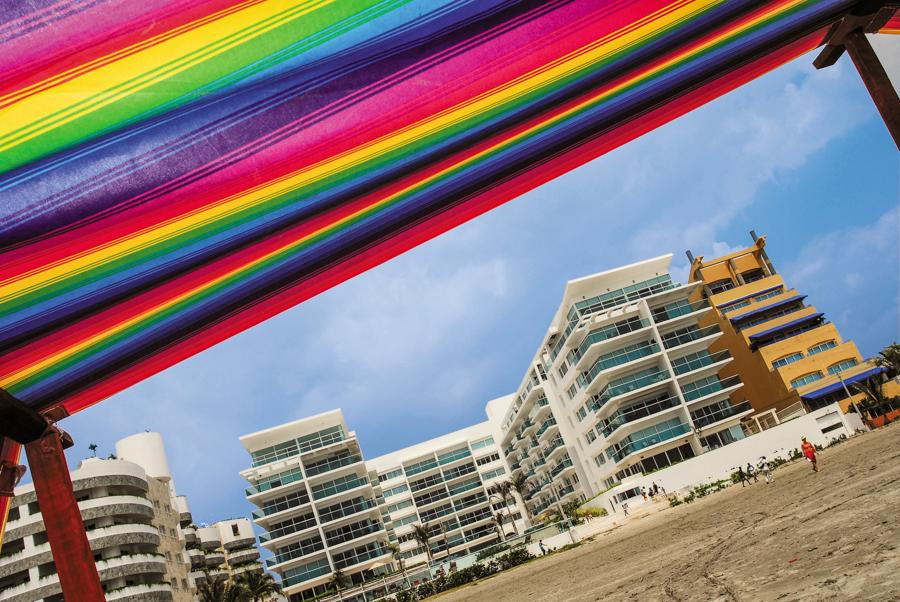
580;340;662;395
681;375;743;406
661;325;722;353
266;539;327;571
244;467;305;501
259;519;318;548
549;457;574;479
304;454;365;482
187;548;205;568
317;497;380;527
691;400;753;431
252;494;313;524
573;318;654;372
606;422;692;464
205;552;226;568
598;393;682;440
590;368;672;417
332;543;391;572
106;582;174;601
652;299;711;326
672;350;732;381
324;520;384;549
311;474;371;503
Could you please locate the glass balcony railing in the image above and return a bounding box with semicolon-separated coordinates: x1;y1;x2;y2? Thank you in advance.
690;400;752;428
536;396;549;407
598;394;681;438
672;350;731;376
580;341;660;388
259;514;317;542
333;542;389;570
253;491;311;519
438;448;472;466
652;299;709;323
282;561;331;588
535;416;557;438
682;375;742;402
556;485;576;498
549;457;573;478
405;458;439;477
311;475;369;501
305;454;362;478
607;422;691;463
572;318;652;364
266;537;324;568
545;436;564;456
662;325;721;349
324;520;383;547
318;497;377;524
245;467;303;496
590;369;671;413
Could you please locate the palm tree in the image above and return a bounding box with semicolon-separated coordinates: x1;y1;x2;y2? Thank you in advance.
490;481;518;537
854;376;897;423
88;443;98;457
235;571;282;602
874;343;900;377
197;571;244;602
411;522;433;567
328;569;348;601
386;543;409;587
492;512;506;542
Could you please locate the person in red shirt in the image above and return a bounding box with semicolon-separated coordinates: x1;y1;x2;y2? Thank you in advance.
801;437;818;472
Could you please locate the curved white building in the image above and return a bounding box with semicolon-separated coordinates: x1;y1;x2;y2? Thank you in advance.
0;457;190;602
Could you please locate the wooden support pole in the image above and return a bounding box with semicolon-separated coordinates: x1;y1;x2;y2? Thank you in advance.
843;30;900;149
1;388;105;601
23;428;106;601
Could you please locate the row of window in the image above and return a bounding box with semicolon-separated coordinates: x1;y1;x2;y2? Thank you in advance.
719;287;784;314
771;340;839;369
786;358;858;389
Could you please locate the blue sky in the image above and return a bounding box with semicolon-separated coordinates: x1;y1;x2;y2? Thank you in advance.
36;47;898;527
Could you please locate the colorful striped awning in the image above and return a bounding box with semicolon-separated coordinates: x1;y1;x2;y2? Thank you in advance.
1;0;898;545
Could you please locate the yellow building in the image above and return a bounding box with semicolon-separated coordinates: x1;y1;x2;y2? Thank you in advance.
686;232;882;424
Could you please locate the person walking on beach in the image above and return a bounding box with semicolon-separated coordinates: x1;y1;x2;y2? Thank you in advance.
641;487;647;501
736;465;749;487
622;502;629;517
652;482;660;497
801;437;818;472
746;462;758;483
539;541;547;556
758;457;773;484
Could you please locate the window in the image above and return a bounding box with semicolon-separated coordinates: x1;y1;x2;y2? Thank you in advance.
232;524;240;537
567;383;578;400
576;406;587;421
386;499;414;514
476;452;499;466
558;362;569;378
393;514;418;527
772;352;804;369
378;468;403;482
585;430;597;444
707;278;735;295
594;454;606;467
470;437;494;450
481;467;506;480
827;359;858;375
807;340;837;355
383;484;409;498
791;372;824;388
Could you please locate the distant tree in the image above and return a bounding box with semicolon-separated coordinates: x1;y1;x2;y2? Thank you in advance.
411;522;434;567
235;571;282;601
88;443;98;457
492;512;506;542
328;569;348;601
490;481;518;536
874;343;900;378
853;376;898;423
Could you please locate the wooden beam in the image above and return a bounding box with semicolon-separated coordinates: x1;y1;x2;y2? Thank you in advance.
844;30;900;149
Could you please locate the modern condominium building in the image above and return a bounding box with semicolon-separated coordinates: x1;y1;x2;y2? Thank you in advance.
489;254;753;515
366;420;525;567
687;232;881;420
240;411;526;602
240;412;394;602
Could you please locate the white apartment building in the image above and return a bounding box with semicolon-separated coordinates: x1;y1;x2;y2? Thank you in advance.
367;420;526;567
488;255;753;517
0;434;193;602
239;412;526;602
240;412;394;602
185;518;263;589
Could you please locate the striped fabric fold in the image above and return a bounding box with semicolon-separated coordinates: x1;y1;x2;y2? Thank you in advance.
0;0;896;547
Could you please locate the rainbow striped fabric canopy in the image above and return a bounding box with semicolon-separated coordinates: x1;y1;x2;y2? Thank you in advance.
0;0;897;539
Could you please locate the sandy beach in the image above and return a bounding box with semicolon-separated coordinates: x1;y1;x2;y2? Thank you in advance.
436;424;900;601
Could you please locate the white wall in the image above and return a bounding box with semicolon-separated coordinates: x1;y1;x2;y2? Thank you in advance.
585;403;860;511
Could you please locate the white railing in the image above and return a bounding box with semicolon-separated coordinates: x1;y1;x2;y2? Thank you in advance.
106;582;174;600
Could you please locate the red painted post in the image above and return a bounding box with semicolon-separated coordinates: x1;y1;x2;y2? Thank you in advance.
24;428;105;601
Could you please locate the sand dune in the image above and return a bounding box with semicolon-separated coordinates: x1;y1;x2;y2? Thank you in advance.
436;424;900;601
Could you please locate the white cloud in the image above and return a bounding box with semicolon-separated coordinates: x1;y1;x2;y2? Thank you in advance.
783;207;900;356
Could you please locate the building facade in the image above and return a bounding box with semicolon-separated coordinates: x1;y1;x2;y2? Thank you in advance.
488;254;753;516
686;232;880;420
0;456;188;602
240;412;394;602
240;412;526;602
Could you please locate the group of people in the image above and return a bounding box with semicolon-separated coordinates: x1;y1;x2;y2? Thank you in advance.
736;436;821;486
735;458;772;486
639;481;666;502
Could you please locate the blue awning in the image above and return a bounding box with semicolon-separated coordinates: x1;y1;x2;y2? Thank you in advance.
730;294;807;323
715;285;782;309
748;312;824;341
801;367;886;400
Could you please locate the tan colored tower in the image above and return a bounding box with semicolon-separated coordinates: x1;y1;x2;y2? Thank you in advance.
687;232;876;424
